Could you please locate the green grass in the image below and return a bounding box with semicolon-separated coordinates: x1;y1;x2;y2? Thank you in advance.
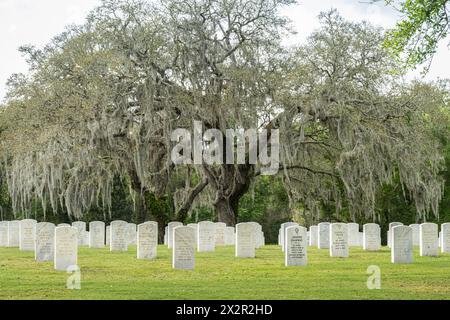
0;245;449;300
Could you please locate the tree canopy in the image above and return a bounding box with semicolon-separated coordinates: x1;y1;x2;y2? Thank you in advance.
0;0;447;228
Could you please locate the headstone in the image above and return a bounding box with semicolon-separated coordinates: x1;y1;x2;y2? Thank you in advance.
285;225;307;266
72;221;86;246
164;226;168;245
19;219;37;251
363;223;381;251
168;222;183;249
388;222;403;248
281;222;298;251
439;231;442;248
420;223;438;257
172;226;195;270
278;229;282;246
187;223;198;246
441;223;450;254
7;220;20;247
318;222;330;249
358;232;363;247
54;226;78;271
225;226;235;246
330;223;349;257
82;231;90;246
347;223;359;247
391;225;413;264
0;221;8;247
215;222;227;246
89;221;105;248
57;223;70;227
137;222;158;260
110;220;128;251
197;221;216;252
127;223;137;245
308;225;318;247
409;224;420;246
35;222;55;262
235;222;255;258
105;226;110;245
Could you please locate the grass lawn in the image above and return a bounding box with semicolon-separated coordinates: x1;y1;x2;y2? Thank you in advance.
0;244;449;300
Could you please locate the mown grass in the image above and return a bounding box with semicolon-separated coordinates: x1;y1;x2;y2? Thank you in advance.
0;245;449;300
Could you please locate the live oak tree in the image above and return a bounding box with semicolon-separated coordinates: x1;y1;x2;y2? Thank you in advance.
0;1;446;226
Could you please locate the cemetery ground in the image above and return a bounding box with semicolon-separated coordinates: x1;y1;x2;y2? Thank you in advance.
1;245;450;300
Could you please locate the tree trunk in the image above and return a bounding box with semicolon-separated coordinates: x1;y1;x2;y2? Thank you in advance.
215;198;237;226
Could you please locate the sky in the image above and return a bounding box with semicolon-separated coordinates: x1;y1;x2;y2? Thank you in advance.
0;0;449;101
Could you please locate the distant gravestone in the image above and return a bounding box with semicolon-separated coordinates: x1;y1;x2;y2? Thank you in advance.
285;225;307;266
318;222;330;249
420;223;438;257
391;225;413;264
127;223;137;245
235;222;255;258
105;226;110;245
187;223;198;246
35;222;55;262
72;221;86;246
358;232;363;247
281;222;298;251
308;225;318;247
409;224;420;246
7;220;20;247
0;221;8;247
197;221;216;252
19;219;37;251
54;226;78;271
278;229;282;246
164;226;168;245
172;226;195;270
168;222;183;249
225;227;235;246
82;231;90;246
330;223;348;257
441;223;450;254
347;223;359;247
110;220;128;251
89;221;105;248
57;223;70;227
388;222;403;248
215;222;227;246
137;222;158;260
363;223;381;251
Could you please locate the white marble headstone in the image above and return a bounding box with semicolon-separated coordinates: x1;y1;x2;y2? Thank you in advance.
137;221;158;260
172;226;195;270
89;221;105;248
420;223;438;257
168;222;183;249
215;222;227;246
285;225;307;266
235;222;255;258
7;220;20;247
225;226;235;246
318;222;330;249
391;225;413;264
441;223;450;254
388;222;403;248
363;223;381;251
35;222;55;262
409;224;420;246
54;226;78;271
187;223;198;246
347;223;359;247
197;221;216;252
127;223;137;245
0;221;8;247
308;225;318;247
72;221;86;246
105;225;110;245
110;220;128;251
281;222;298;251
330;223;349;257
19;219;37;251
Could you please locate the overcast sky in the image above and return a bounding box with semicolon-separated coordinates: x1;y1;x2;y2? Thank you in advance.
1;0;449;101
